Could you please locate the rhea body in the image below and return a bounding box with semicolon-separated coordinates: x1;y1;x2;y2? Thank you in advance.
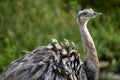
0;9;101;80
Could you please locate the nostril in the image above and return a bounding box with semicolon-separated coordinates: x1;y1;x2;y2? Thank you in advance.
93;13;96;15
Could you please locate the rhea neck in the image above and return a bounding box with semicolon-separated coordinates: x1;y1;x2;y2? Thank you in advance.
78;20;98;64
80;21;93;42
78;20;95;52
78;19;99;80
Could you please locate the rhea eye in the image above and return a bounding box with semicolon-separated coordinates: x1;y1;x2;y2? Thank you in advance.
83;12;87;15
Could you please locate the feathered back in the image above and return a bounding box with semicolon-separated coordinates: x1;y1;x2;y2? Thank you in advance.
0;39;83;80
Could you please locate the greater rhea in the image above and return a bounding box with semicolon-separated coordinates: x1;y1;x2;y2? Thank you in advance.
0;8;101;80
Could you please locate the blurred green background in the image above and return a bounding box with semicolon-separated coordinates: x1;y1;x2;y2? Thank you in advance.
0;0;120;79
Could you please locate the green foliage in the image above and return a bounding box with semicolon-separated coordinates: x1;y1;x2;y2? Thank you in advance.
0;0;120;79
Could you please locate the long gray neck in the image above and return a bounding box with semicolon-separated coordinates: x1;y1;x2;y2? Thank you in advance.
78;21;99;79
78;21;98;62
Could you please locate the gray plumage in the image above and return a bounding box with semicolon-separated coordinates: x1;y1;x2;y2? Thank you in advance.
0;39;83;80
0;8;101;80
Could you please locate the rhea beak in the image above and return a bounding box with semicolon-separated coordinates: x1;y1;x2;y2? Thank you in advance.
90;12;102;18
93;12;102;16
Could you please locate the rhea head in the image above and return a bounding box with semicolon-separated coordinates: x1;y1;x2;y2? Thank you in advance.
76;8;102;25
